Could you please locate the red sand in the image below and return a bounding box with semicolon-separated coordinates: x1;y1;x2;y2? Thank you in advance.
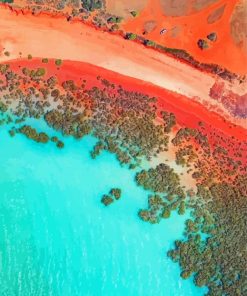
0;4;246;129
1;3;246;152
122;0;247;75
7;58;247;143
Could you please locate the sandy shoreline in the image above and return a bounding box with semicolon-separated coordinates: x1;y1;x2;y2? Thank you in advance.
0;5;246;130
5;57;247;141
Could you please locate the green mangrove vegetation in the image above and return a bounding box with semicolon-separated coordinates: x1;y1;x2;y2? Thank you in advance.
81;0;103;11
161;111;176;133
101;188;122;206
135;164;186;224
0;62;246;295
18;125;49;143
169;179;247;296
101;194;114;206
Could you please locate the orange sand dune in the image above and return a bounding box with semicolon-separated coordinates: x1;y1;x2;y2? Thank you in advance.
121;0;247;75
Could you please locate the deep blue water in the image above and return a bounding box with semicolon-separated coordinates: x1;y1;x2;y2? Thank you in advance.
0;119;205;296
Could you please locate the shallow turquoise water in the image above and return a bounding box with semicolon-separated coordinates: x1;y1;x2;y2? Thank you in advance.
0;119;205;296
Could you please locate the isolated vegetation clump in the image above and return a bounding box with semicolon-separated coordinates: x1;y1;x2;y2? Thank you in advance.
101;188;122;206
55;59;62;66
18;125;49;143
144;40;156;47
130;11;139;17
56;140;64;148
207;32;217;42
110;188;122;200
101;194;114;206
197;39;209;50
126;33;137;40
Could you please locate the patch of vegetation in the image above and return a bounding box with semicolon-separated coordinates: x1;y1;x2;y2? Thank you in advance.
90;141;105;159
130;11;139;17
44;110;92;138
35;68;46;77
1;63;245;296
126;33;137;40
101;188;122;206
107;16;122;24
110;188;122;200
207;32;217;42
101;194;114;206
169;179;247;295
175;145;197;167
161;111;176;133
8;128;15;137
0;0;14;3
135;164;186;224
18;125;49;144
197;39;209;50
0;64;10;74
55;59;62;66
56;140;64;148
81;0;103;12
144;40;156;47
0;101;8;113
22;67;46;78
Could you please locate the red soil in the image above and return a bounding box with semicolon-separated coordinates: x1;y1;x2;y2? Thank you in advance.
7;58;247;144
1;4;246;169
122;0;247;75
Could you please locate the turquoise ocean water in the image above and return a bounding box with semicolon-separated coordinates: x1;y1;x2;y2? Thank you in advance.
0;119;205;296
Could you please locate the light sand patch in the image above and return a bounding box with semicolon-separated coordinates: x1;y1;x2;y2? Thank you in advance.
160;0;188;17
230;0;247;50
170;26;181;38
207;4;226;24
122;0;247;74
105;0;147;18
193;0;220;12
160;0;220;16
143;20;157;34
150;136;197;191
